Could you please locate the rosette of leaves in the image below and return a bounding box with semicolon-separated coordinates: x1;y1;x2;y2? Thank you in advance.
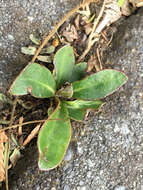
9;45;127;171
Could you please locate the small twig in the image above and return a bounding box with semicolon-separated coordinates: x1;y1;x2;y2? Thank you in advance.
78;0;106;61
23;124;41;147
93;59;100;72
101;31;108;42
5;97;18;190
18;117;24;136
0;117;69;132
31;0;98;63
106;27;114;47
96;47;102;70
0;120;46;132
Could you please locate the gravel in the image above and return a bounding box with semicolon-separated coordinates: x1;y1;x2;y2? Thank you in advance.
0;1;143;190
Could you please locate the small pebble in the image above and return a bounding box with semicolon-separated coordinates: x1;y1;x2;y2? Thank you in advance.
87;159;95;168
114;185;126;190
51;187;56;190
64;184;71;190
7;34;14;41
87;171;92;178
64;148;73;161
79;181;84;186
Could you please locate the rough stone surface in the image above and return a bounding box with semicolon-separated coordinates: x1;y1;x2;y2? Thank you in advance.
0;1;143;190
0;0;78;92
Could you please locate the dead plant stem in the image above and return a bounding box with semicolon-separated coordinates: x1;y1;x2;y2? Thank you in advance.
1;117;69;132
1;120;46;132
5;97;18;190
31;0;98;63
78;0;106;61
96;47;102;70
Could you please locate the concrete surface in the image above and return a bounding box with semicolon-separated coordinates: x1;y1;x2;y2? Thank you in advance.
0;1;143;190
0;0;78;92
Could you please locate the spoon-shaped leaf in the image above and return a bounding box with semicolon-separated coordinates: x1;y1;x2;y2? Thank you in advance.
72;69;127;100
9;63;56;98
38;101;71;170
54;45;75;88
63;100;103;121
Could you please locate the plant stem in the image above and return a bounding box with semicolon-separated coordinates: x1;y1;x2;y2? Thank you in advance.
1;120;46;132
5;97;18;190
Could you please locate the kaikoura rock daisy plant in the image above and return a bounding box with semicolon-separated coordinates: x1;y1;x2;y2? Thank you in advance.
9;45;127;170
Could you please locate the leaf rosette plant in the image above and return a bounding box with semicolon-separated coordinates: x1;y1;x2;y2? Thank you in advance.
9;45;127;170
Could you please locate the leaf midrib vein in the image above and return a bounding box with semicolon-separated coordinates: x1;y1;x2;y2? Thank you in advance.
23;78;55;94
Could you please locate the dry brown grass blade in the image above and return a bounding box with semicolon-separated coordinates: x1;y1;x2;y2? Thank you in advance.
31;0;98;63
23;124;41;147
0;131;8;182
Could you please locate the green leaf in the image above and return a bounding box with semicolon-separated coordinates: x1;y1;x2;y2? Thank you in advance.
37;55;52;63
64;100;103;109
67;108;86;121
10;63;56;98
29;34;41;45
40;45;55;54
38;101;71;170
63;100;103;121
118;0;125;7
54;45;75;88
21;46;36;55
69;62;87;83
72;69;127;100
56;83;73;99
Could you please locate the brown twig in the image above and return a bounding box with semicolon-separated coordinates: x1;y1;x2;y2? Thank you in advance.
31;0;98;63
0;117;68;132
101;31;108;42
0;120;46;132
78;0;106;61
18;117;24;136
23;124;41;147
106;27;114;47
96;47;102;70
